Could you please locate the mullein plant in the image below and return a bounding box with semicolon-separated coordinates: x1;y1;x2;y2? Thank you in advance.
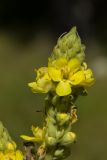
0;121;23;160
0;27;95;160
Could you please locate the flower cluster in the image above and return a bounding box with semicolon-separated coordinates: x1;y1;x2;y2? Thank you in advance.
0;121;23;160
21;126;46;143
21;27;95;160
28;27;94;97
0;27;95;160
28;57;94;97
21;105;77;159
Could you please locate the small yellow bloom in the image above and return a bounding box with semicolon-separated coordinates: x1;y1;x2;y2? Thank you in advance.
28;67;53;93
57;113;68;120
32;126;45;141
61;132;76;145
28;56;95;96
48;57;82;96
36;67;50;80
0;150;23;160
56;113;70;125
83;69;95;86
6;141;16;151
70;69;94;86
21;126;46;143
16;150;24;160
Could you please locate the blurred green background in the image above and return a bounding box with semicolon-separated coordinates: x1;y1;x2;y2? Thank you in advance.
0;0;107;160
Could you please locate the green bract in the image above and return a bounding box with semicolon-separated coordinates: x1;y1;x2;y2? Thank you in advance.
49;27;85;62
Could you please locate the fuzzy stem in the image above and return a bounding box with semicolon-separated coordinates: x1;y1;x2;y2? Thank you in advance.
38;93;77;160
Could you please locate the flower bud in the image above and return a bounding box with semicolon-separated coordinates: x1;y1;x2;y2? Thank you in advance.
56;113;70;125
56;130;64;139
48;107;56;118
46;121;57;138
52;95;60;106
49;27;85;62
54;149;64;157
61;132;76;145
46;137;57;146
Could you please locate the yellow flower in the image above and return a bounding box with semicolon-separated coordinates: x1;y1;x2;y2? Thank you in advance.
21;126;46;143
48;57;79;96
28;57;94;96
70;69;95;86
0;150;23;160
28;67;53;94
82;69;95;86
48;57;95;96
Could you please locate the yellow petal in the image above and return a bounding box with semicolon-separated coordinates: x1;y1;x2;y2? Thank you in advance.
7;142;16;151
37;79;53;92
28;82;38;91
83;69;95;86
57;113;69;121
28;79;52;93
56;113;70;125
31;126;43;140
16;150;23;160
28;82;44;93
84;69;93;79
36;67;48;80
48;67;62;81
70;70;85;85
48;58;67;68
68;58;80;72
20;135;36;142
0;152;4;159
53;58;67;68
56;81;71;96
31;126;39;134
4;152;15;160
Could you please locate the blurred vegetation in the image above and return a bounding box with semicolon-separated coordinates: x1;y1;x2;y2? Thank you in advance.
0;0;107;159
